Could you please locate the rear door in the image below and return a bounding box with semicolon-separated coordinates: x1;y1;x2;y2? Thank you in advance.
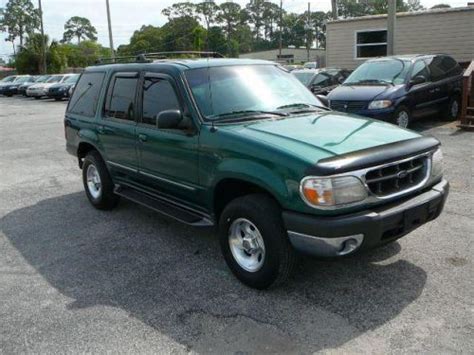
136;72;200;203
98;72;139;174
424;55;462;107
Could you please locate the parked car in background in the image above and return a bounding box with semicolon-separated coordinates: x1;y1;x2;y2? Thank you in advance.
27;74;74;99
282;64;303;71
327;54;463;128
1;75;34;96
292;68;351;95
18;75;49;96
65;57;448;289
47;74;80;100
303;61;318;69
0;75;18;88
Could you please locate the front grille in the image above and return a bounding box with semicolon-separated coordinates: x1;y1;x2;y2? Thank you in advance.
364;155;429;197
330;100;367;112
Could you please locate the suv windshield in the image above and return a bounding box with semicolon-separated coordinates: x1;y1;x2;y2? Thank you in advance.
344;59;411;85
185;65;323;121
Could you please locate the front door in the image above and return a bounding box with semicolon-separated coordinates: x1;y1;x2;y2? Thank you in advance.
98;72;139;175
136;72;200;204
408;60;438;118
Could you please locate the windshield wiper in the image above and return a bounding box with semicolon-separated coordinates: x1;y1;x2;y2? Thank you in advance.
277;103;330;112
209;109;288;121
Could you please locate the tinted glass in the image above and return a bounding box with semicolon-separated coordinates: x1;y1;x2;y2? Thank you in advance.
313;73;332;87
185;65;322;120
142;78;180;126
425;56;462;81
345;59;411;85
357;45;387;58
357;30;387;44
47;76;62;83
105;76;138;121
411;60;430;81
68;72;105;117
293;72;315;86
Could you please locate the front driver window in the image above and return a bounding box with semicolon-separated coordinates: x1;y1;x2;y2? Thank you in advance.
411;61;430;81
142;77;180;126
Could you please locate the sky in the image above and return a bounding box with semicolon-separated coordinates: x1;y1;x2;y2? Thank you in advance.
0;0;470;62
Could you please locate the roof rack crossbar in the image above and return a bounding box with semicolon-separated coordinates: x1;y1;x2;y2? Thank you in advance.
95;51;224;66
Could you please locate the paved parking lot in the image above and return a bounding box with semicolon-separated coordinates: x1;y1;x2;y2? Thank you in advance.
0;96;473;353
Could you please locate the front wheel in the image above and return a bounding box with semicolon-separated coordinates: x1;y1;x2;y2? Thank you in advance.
218;194;296;289
394;106;411;128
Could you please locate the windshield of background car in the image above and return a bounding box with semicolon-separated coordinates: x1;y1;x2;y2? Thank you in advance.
293;71;315;86
344;59;411;85
15;76;31;83
35;75;50;83
47;76;63;83
0;76;16;83
185;65;322;120
64;75;80;83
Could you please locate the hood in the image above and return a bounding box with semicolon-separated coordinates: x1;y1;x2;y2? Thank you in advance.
328;84;404;101
227;112;420;160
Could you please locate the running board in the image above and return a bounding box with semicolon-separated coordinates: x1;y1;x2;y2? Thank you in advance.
114;184;214;227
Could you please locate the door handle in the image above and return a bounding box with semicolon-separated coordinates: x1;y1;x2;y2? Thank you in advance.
138;133;148;142
97;125;115;134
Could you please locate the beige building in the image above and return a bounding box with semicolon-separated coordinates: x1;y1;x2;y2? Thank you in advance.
326;6;474;69
239;48;326;66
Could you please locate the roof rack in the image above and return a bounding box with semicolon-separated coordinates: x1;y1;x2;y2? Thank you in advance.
95;51;225;65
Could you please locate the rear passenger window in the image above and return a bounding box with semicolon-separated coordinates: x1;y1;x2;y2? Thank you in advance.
104;74;138;121
142;77;180;126
68;72;105;117
425;56;462;81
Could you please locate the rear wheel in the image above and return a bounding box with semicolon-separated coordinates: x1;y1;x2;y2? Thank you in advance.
34;96;41;100
82;151;119;210
442;95;460;121
394;106;411;128
218;194;296;289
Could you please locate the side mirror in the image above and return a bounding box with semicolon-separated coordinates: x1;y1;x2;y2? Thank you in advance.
410;75;427;86
157;109;183;129
311;84;322;92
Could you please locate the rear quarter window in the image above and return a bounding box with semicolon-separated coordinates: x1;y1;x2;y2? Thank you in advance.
67;72;106;117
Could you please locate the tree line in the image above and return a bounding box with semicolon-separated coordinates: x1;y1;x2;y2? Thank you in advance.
1;0;430;73
0;0;106;73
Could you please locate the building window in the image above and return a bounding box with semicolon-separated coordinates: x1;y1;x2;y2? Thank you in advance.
355;30;387;59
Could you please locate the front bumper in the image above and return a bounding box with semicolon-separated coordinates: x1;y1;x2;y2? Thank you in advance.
283;179;449;257
352;107;396;121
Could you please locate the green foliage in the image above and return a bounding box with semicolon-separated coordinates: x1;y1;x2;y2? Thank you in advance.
62;16;98;44
337;0;424;17
431;3;451;9
0;0;40;47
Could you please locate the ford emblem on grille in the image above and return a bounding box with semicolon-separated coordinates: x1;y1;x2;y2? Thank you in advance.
343;104;348;110
397;170;408;179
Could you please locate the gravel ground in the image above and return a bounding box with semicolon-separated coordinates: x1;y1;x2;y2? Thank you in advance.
0;96;473;354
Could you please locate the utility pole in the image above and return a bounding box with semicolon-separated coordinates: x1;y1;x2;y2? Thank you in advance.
387;0;396;55
331;0;337;20
38;0;47;74
305;2;311;62
278;0;283;59
105;0;115;59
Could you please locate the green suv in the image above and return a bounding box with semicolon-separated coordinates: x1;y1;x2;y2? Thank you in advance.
65;54;448;289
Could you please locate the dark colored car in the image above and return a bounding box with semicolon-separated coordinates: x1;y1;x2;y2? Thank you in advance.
18;75;50;96
47;74;80;100
65;56;448;289
327;54;463;128
292;68;351;95
1;75;35;96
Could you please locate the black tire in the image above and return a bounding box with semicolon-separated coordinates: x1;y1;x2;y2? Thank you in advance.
393;106;411;128
442;95;460;121
218;194;296;289
34;96;41;100
54;98;62;101
82;150;119;210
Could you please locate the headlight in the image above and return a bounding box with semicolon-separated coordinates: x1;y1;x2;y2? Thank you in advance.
430;148;443;179
300;176;368;208
368;100;392;110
